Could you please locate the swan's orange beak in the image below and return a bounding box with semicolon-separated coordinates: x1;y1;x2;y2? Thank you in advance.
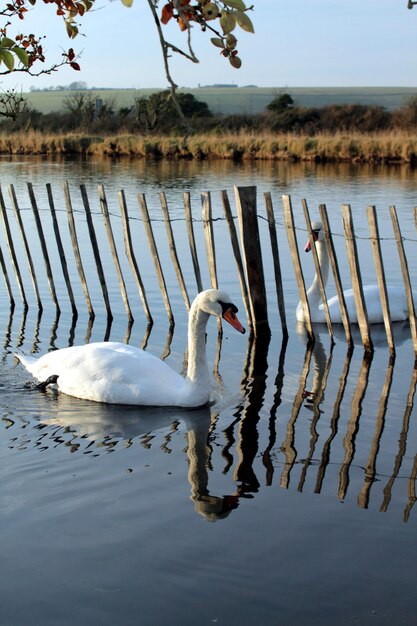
222;308;246;334
304;230;319;253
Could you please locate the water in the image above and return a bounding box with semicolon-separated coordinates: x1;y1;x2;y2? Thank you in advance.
1;156;417;625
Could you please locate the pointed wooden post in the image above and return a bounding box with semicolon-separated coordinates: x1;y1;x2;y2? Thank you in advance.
264;192;287;335
342;204;373;354
319;204;352;346
64;181;95;320
367;205;395;356
282;194;314;342
235;186;269;337
303;199;334;344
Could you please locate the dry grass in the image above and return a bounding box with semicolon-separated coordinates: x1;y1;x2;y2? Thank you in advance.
0;130;416;162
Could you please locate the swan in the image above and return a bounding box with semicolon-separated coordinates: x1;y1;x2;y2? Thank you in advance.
16;289;245;407
296;221;416;324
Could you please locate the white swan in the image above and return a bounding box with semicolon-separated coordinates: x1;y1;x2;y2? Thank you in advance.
17;289;245;407
296;221;416;324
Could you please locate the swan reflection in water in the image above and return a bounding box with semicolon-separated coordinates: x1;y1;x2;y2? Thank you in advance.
37;395;240;522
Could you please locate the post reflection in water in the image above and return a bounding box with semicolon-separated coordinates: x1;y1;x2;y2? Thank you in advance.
5;305;417;522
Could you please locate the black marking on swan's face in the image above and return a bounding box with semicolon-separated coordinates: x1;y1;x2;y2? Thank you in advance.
305;222;324;252
219;300;238;315
218;300;245;334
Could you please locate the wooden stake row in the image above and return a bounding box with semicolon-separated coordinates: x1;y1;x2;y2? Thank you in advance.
0;184;415;355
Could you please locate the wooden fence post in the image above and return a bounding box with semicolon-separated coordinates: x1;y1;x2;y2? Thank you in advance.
235;186;269;336
302;198;334;344
183;192;203;293
138;192;174;327
367;205;395;356
319;204;352;346
160;192;190;311
282;194;314;342
46;183;78;319
118;189;153;325
27;182;60;315
80;184;113;322
98;184;133;323
9;184;42;312
63;181;95;320
264;192;287;335
391;205;417;352
0;185;17;311
342;204;373;353
221;189;253;332
201;191;218;289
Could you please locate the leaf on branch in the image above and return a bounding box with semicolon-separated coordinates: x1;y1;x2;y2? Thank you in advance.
226;33;237;49
120;0;134;6
210;37;225;48
65;21;79;39
0;37;16;49
161;3;174;24
234;10;254;33
70;60;81;70
220;11;236;34
229;54;242;68
0;49;15;71
12;46;29;67
223;0;246;10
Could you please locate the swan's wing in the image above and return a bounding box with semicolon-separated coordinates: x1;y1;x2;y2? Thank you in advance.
18;342;190;405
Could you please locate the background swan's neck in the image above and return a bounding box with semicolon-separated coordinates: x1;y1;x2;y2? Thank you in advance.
306;239;330;308
186;302;210;385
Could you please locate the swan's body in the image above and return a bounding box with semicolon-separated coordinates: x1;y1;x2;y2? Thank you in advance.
296;222;416;324
17;289;245;407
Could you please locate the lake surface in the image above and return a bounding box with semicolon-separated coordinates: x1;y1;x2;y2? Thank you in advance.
2;156;417;625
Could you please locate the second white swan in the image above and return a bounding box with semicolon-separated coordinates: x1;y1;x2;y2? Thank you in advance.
296;221;416;324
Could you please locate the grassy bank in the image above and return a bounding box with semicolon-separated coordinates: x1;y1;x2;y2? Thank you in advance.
0;130;416;163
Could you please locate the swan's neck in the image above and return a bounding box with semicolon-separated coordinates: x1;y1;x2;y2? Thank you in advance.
306;239;330;309
186;301;210;386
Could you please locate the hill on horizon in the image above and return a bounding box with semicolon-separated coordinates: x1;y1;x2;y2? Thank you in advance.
23;86;417;116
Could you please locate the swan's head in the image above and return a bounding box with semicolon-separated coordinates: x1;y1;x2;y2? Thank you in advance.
195;289;245;334
304;220;324;252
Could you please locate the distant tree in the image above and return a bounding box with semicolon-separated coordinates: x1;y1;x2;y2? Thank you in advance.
267;93;294;114
132;90;212;133
68;81;88;91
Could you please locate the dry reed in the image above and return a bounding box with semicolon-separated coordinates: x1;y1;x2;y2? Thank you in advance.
0;129;416;162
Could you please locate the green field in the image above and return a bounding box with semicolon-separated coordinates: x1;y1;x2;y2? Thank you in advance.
23;86;417;115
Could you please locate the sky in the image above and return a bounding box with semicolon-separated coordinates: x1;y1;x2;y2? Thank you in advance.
5;0;417;91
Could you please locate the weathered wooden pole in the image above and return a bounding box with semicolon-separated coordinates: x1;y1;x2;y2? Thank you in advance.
319;204;352;346
282;194;314;342
138;192;174;327
183;192;203;293
201;191;218;289
80;184;113;322
302;198;334;344
160;192;190;311
98;184;133;323
264;192;287;335
47;184;78;319
391;205;417;352
63;181;95;320
235;186;269;336
27;183;60;315
221;189;253;332
9;184;42;312
118;189;153;325
367;205;395;356
0;184;25;309
342;204;373;354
